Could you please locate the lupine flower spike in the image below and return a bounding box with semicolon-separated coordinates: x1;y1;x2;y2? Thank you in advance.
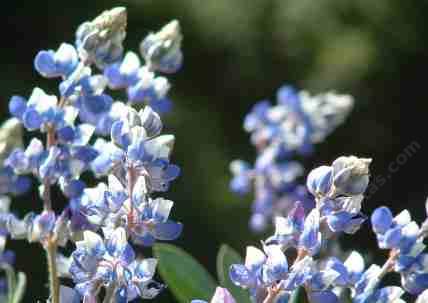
0;7;183;303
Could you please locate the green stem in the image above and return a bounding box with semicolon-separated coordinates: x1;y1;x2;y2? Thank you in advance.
11;272;26;303
102;284;116;303
1;264;16;303
43;124;59;303
46;239;59;303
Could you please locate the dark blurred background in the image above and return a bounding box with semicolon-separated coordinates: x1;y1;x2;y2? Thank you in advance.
1;0;428;301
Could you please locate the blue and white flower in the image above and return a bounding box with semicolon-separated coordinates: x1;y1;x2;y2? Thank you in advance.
70;228;163;302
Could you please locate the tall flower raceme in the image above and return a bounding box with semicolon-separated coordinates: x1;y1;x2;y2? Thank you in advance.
229;156;428;302
0;7;183;303
229;85;354;232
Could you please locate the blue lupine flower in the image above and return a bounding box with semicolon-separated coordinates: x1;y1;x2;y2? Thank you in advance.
229;245;281;299
343;251;365;285
355;285;405;303
77;180;121;227
298;208;321;256
230;86;355;233
75;7;127;68
0;209;57;244
5;138;44;175
401;270;428;295
59;71;107;99
92;106;180;192
34;43;79;78
306;166;333;197
279;256;313;291
243;100;271;135
230;154;306;233
303;251;358;302
126;196;183;246
104;51;140;89
191;287;236;303
229;245;312;301
229;160;252;195
371;207;420;254
9;88;64;131
243;85;354;155
27;210;56;243
78;174;182;246
305;157;370;235
6;127;97;187
307;156;371;199
350;263;406;303
70;228;163;302
76;174;129;228
0;166;31;196
266;201;306;249
75;93;113;133
298;90;354;145
65;196;99;237
266;204;321;256
140;20;183;74
127;66;171;107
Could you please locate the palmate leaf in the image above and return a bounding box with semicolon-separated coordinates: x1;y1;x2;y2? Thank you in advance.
216;244;251;303
153;243;217;303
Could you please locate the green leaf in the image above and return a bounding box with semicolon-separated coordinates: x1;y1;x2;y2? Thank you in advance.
153;243;217;303
216;244;251;303
289;287;308;303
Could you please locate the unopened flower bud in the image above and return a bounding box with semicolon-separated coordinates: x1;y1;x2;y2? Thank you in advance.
75;7;127;68
332;156;371;196
306;165;333;197
0;118;23;163
140;20;183;73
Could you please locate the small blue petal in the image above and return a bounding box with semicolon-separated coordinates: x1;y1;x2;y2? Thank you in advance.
12;176;31;195
149;98;173;114
325;257;349;286
153;221;183;241
306;166;333;196
326;211;353;232
34;50;57;77
164;165;180;180
383;226;402;249
57;126;76;143
299;209;321;255
9;96;27;119
62;179;86;198
230;175;251;195
371;207;393;234
22;109;43;130
134;233;156;247
276;85;299;107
